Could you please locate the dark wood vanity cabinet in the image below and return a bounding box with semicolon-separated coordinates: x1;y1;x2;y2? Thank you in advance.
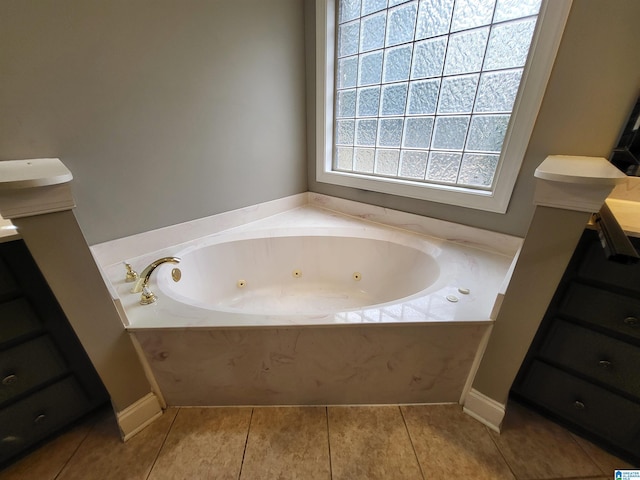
512;228;640;464
0;239;108;465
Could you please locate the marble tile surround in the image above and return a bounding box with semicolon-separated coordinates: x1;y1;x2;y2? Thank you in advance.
135;323;487;406
91;192;522;267
308;193;522;256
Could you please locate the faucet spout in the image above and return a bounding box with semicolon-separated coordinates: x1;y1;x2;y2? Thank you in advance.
131;256;181;293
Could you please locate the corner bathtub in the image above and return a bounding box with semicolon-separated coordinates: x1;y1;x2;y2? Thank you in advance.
99;195;520;406
159;232;443;317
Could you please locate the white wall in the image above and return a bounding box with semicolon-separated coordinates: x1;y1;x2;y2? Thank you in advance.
0;0;307;245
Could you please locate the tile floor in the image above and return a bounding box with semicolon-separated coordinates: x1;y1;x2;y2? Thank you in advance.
0;402;635;480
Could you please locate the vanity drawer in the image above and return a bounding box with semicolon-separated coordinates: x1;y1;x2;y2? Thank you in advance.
559;283;640;341
0;298;43;345
540;320;640;398
0;257;18;299
0;336;68;405
520;361;640;445
0;377;89;463
577;234;640;294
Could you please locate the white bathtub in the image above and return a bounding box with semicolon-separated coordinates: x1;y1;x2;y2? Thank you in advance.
159;228;452;319
95;193;521;406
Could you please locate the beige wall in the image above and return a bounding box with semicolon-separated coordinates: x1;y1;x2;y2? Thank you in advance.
0;0;307;245
305;0;640;237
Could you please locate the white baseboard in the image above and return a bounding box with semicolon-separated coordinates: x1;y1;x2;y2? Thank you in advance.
462;388;506;433
116;392;163;441
459;326;493;405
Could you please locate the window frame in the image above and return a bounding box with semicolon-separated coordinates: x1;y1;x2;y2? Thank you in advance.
315;0;572;213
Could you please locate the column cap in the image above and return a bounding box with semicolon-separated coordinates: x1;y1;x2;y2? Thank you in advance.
0;158;73;189
535;155;626;185
534;155;627;212
0;158;75;219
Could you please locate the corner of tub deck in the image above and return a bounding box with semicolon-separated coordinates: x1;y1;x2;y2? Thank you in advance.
489;245;522;321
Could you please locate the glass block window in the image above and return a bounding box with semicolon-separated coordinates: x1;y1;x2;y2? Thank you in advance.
334;0;542;190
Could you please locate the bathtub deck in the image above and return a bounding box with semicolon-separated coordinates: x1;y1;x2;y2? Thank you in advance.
93;193;521;406
103;200;518;330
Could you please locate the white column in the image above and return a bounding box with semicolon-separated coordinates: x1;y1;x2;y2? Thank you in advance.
464;156;627;432
0;158;162;440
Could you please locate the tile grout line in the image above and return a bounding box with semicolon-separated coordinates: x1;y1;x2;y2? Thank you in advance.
398;406;426;480
237;407;254;480
144;407;181;480
567;432;610;477
52;412;102;480
483;424;521;480
325;406;333;480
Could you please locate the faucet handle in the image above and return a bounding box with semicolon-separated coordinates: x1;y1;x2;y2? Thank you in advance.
124;262;139;282
140;285;157;305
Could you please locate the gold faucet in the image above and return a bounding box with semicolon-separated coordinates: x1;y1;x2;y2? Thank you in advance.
131;257;181;304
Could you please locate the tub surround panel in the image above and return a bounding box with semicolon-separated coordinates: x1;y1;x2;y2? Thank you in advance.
309;194;523;257
91;193;309;267
135;324;487;406
92;192;522;272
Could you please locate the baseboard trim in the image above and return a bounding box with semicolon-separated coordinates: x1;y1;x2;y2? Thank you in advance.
459;326;493;405
116;392;163;441
462;388;505;433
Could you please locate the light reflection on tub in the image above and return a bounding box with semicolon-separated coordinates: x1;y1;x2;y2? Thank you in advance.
157;235;441;315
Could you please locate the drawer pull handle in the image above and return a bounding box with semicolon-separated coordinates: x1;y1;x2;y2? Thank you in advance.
598;360;612;368
2;374;18;386
33;414;47;425
623;317;638;327
573;401;585;410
